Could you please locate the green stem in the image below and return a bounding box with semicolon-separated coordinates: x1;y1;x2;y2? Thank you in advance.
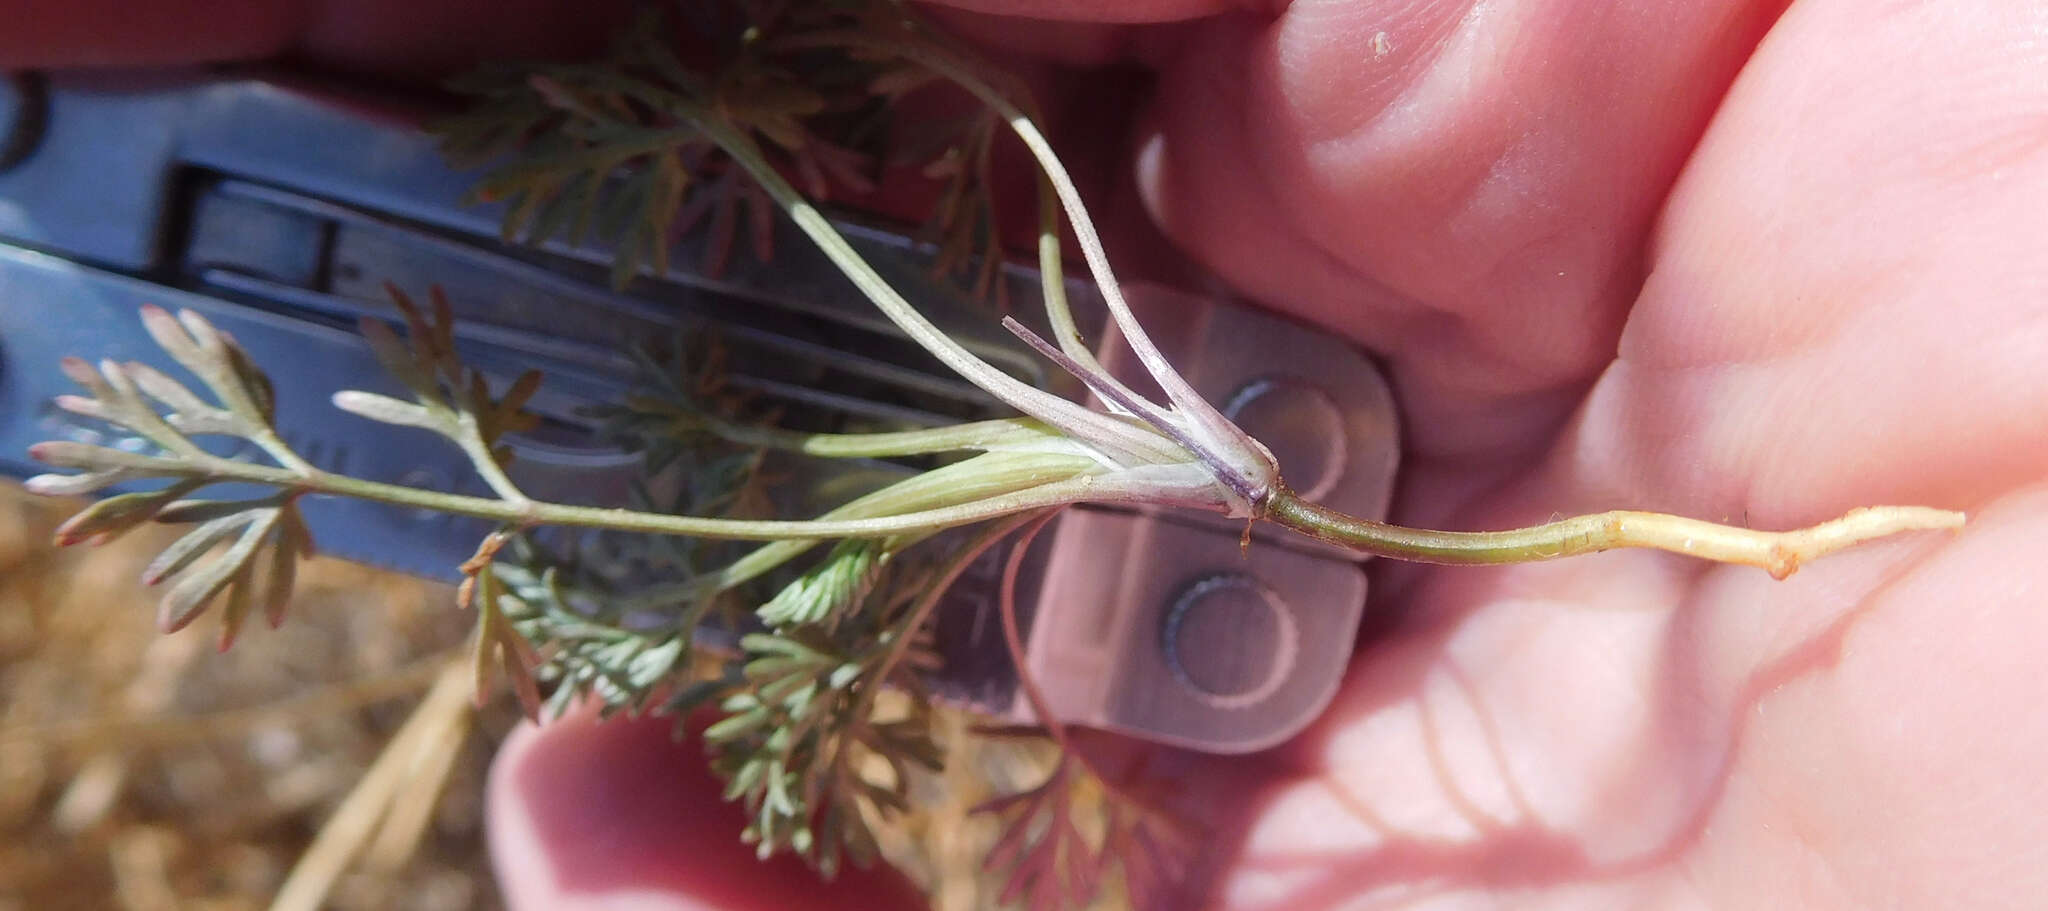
781;29;1165;428
161;450;1130;543
692;415;1069;459
885;43;1206;409
1031;176;1100;379
665;104;1186;470
623;451;1095;606
863;32;1281;510
1266;490;1966;579
453;412;529;504
321;460;1095;541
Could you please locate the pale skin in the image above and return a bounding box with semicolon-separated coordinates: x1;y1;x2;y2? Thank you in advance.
16;0;2047;907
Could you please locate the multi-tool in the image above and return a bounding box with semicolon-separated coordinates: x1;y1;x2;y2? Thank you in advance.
0;71;1400;753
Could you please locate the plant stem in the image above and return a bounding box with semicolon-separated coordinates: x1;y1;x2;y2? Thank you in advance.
995;510;1074;753
625;451;1106;606
105;447;1212;543
664;104;1187;470
305;452;1106;540
1265;490;1966;578
689;414;1068;458
861;33;1281;511
453;411;528;504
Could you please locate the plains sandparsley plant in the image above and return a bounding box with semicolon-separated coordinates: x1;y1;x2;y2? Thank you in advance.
24;1;1964;904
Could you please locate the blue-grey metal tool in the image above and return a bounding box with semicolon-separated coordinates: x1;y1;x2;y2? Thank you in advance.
0;73;1398;752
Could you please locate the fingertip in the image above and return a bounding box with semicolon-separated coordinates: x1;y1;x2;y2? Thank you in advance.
487;710;928;911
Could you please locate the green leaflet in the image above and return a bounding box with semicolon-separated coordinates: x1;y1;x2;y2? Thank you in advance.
757;539;890;628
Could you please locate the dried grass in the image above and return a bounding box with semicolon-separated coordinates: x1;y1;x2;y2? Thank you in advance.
0;482;1095;910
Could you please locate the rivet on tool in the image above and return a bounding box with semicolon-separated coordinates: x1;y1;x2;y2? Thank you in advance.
1160;572;1300;710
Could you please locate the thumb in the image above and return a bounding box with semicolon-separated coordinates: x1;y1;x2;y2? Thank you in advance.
487;709;930;911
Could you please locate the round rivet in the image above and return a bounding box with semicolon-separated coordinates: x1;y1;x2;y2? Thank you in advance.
1222;376;1347;500
1160;573;1298;709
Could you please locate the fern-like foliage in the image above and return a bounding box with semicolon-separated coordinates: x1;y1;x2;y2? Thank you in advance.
434;0;1017;298
758;538;891;627
27;306;317;649
704;564;945;878
492;549;697;721
490;473;947;877
23;6;1217;898
28;286;553;663
488;508;944;877
910;109;1013;308
585;335;772;489
335;284;542;491
437;2;886;288
978;755;1195;911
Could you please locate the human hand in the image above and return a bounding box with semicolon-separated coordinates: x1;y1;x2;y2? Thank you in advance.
495;2;2048;908
18;1;2043;908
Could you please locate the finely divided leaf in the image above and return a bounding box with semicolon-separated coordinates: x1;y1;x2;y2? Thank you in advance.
758;540;889;628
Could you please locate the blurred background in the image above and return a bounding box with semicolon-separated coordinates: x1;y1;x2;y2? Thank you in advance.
0;479;505;910
0;480;1073;911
